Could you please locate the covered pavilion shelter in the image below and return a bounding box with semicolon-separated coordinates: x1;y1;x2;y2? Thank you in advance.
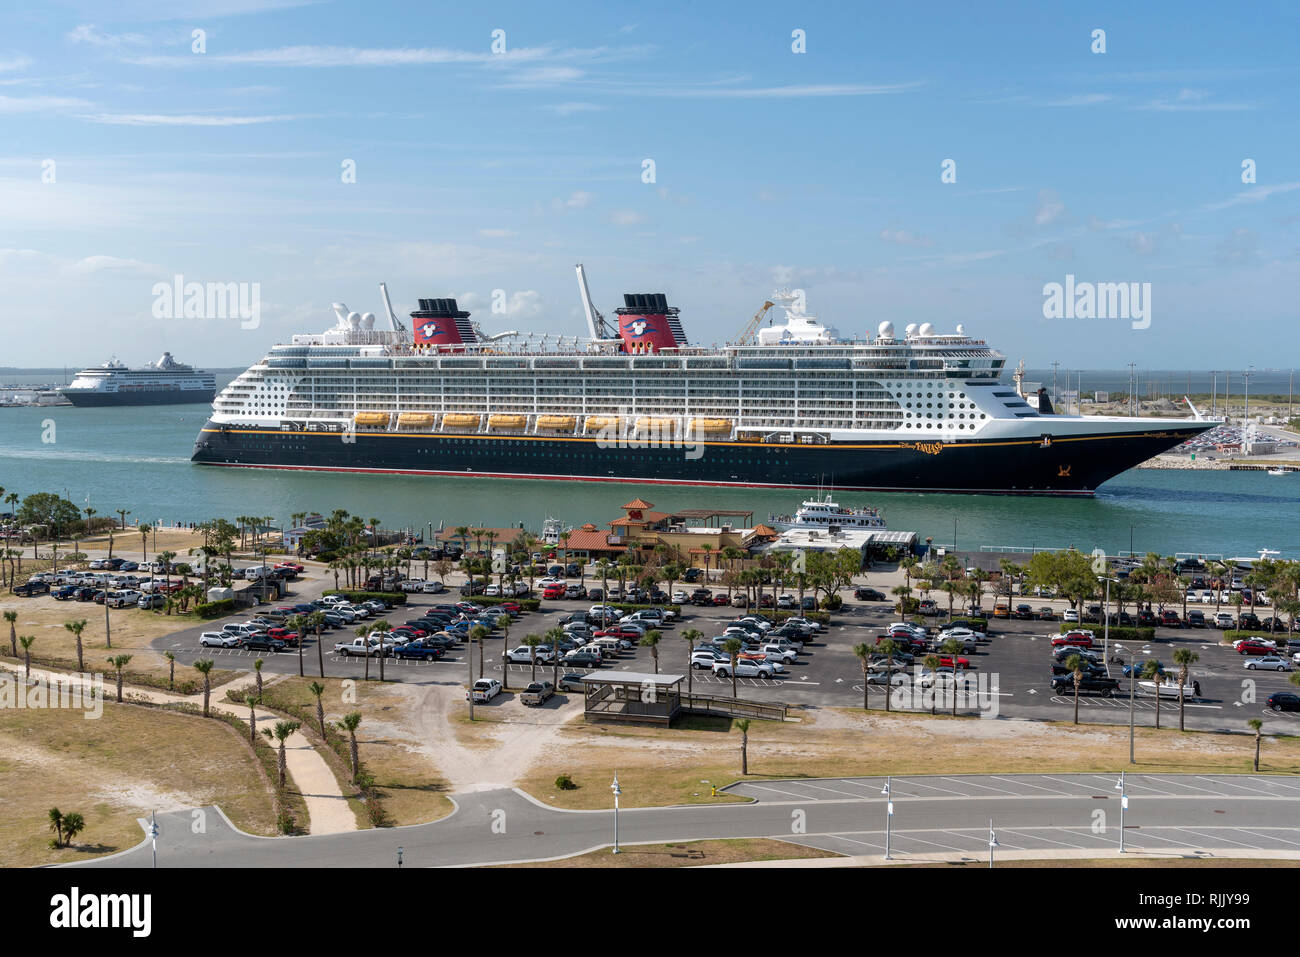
579;672;684;726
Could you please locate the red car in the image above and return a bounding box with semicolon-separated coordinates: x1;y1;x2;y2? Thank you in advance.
1237;640;1275;656
938;655;971;670
542;584;565;599
711;594;730;606
497;601;521;614
276;562;304;573
267;627;300;646
1159;610;1183;628
1052;631;1094;649
391;626;427;639
593;626;641;641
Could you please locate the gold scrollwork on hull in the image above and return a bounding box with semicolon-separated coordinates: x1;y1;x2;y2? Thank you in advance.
899;442;944;455
1058;465;1072;477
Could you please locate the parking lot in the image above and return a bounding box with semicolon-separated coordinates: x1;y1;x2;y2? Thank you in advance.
149;583;1299;734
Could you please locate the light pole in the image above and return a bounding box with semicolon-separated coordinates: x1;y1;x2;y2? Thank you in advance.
397;845;404;867
149;811;158;869
1116;642;1136;764
611;772;622;854
881;777;893;860
988;818;998;868
1100;577;1119;672
1115;773;1127;853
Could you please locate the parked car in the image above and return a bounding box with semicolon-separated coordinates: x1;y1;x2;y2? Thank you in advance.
1159;610;1183;628
468;679;502;702
1237;640;1276;657
240;635;287;653
13;580;50;597
1214;612;1236;629
691;649;730;669
1062;608;1080;623
53;585;79;601
1052;631;1094;649
392;639;446;661
711;659;775;679
854;587;887;601
1050;673;1121;696
1187;610;1206;628
520;681;555;706
1266;692;1300;713
137;593;167;610
1012;603;1035;620
1244;655;1293;672
200;631;241;648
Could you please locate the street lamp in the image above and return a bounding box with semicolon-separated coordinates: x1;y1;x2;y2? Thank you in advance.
1115;773;1127;853
149;810;159;869
988;818;998;868
1114;640;1136;764
611;772;622;854
881;777;893;860
397;845;404;867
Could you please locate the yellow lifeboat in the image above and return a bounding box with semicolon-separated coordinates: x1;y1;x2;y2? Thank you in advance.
584;415;622;431
353;412;389;428
396;412;434;428
442;413;481;430
537;414;577;431
689;417;732;434
487;414;527;430
636;416;677;433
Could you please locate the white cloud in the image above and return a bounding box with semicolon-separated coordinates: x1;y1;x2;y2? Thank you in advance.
0;94;92;113
66;255;162;275
608;209;645;226
0;55;32;72
553;190;593;210
79;112;301;126
67;24;148;48
548;101;605;116
1202;182;1300;212
1129;232;1157;256
1046;93;1114;106
477;228;518;238
501;289;543;319
879;228;934;247
1034;189;1066;226
656;81;922;99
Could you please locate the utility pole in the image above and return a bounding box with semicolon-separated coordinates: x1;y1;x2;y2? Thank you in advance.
1051;360;1060;406
1127;362;1137;417
1243;367;1254;454
1210;370;1218;418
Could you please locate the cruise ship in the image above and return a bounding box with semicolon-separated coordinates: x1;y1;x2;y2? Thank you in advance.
191;269;1215;494
62;353;216;407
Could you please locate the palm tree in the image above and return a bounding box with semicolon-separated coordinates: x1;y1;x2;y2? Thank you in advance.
922;654;941;713
306;610;327;678
1065;653;1084;725
308;681;327;737
852;642;872;710
193;659;214;716
139;523;151;562
254;657;265;698
354;624;372;681
545;625;565;685
245;692;259;743
640;629;662;673
499;617;512;690
1140;658;1163;730
337;711;362;781
60;811;86;847
107;654;132;701
940;637;964;716
723;637;743;699
164;650;176;691
19;635;35;678
263;720;302;789
372;617;391;681
1248;718;1264;771
681;628;701;696
470;624;489;681
735;717;752;774
1173;647;1199;731
523;633;542;682
3;610;16;657
64;619;88;672
48;807;64;848
286;614;305;678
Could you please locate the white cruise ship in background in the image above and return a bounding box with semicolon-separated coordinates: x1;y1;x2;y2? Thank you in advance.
61;353;216;407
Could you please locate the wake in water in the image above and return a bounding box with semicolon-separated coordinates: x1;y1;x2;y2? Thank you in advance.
0;447;190;466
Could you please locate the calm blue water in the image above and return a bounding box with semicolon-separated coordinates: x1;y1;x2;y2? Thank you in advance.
1;401;1297;558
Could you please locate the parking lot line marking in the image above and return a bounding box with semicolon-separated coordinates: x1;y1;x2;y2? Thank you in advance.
937;776;1016;795
1194;775;1276;796
1232;827;1300;849
894;832;980;854
798;782;874;800
1247;776;1300;794
740;782;821;800
1167;826;1263;850
987;775;1067;795
818;833;887;851
891;779;967;797
1143;775;1228;796
1036;775;1093;795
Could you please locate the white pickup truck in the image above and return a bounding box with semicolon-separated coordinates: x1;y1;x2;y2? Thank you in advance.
520;681;555;706
333;636;387;657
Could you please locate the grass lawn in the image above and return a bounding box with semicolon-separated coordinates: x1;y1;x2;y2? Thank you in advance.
517;706;1300;810
247;675;454;827
0;699;276;866
502;838;841;867
0;593;244;693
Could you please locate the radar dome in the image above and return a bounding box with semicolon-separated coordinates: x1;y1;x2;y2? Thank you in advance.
347;311;361;330
877;320;895;339
904;323;918;337
360;312;376;330
918;322;935;337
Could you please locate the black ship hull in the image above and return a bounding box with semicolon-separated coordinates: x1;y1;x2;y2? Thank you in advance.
191;421;1215;494
64;390;216;407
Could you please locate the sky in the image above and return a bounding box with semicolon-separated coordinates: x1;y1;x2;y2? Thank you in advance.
1;0;1298;369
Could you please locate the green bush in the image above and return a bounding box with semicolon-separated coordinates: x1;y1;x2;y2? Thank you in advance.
555;774;578;791
1223;629;1292;642
195;598;236;618
1060;623;1156;643
322;589;406;606
946;616;989;632
820;594;843;611
896;597;920;615
772;609;831;625
475;596;540;612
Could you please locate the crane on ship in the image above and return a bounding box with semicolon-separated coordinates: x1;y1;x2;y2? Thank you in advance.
736;298;776;343
574;263;619;340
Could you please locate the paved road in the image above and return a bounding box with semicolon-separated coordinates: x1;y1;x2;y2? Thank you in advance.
72;774;1300;868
